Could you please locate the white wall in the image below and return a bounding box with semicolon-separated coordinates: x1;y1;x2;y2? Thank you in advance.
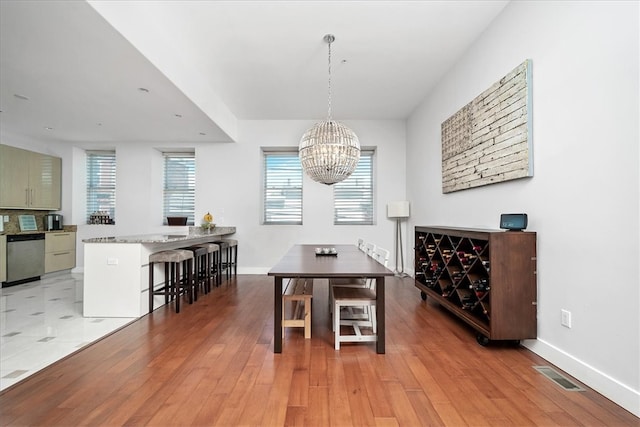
34;119;406;272
406;0;639;416
208;120;407;273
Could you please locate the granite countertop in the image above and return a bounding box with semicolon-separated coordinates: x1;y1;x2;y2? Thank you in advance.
0;226;77;236
82;226;235;243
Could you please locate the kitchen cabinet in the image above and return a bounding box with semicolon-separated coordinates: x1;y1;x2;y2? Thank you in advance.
0;144;62;210
0;234;6;282
45;232;75;273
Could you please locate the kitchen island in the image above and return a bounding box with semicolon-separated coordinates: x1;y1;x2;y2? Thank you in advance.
82;227;235;317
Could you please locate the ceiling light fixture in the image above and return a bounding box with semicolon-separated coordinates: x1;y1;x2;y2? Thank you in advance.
299;34;360;185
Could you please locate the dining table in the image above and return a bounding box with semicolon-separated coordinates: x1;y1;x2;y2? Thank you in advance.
267;244;395;354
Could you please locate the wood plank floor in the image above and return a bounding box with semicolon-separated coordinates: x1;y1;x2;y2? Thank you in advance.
0;275;636;426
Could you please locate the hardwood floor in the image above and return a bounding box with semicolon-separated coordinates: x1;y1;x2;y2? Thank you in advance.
0;275;636;426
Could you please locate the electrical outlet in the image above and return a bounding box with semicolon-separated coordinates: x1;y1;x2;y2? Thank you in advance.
561;309;572;328
107;258;119;265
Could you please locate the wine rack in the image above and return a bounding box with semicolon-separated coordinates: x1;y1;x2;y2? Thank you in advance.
414;226;537;345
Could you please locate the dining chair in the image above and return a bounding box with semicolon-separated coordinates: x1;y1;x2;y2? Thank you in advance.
328;239;369;309
364;241;376;256
333;276;377;350
372;246;390;268
332;245;391;349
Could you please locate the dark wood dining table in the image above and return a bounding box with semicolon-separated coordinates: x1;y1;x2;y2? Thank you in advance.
267;244;395;354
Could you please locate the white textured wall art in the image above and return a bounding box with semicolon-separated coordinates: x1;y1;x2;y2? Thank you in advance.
441;60;533;193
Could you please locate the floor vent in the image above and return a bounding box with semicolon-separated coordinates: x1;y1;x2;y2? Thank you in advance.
533;366;585;392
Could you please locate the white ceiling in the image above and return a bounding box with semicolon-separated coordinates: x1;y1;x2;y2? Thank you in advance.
0;0;509;144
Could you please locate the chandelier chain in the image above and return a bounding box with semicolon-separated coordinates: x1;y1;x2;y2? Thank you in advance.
327;37;332;120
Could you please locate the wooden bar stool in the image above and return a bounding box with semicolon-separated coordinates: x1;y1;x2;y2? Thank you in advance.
184;245;209;300
148;249;194;313
214;238;237;279
195;243;220;290
224;239;238;278
212;240;229;282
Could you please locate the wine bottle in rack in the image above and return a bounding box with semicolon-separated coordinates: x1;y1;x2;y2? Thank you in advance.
470;278;490;297
442;284;454;297
425;278;436;288
461;296;475;310
452;271;464;282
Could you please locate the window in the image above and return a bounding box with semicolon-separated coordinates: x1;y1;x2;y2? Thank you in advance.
86;150;116;224
163;152;195;225
334;150;374;225
263;150;302;224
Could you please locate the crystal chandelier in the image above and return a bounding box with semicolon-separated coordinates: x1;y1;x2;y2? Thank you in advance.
299;34;360;185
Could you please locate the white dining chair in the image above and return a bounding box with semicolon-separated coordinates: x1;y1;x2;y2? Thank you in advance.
332;245;391;349
328;239;370;311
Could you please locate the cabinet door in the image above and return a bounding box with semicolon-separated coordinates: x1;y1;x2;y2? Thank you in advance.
0;235;6;282
0;145;62;210
0;145;30;208
29;153;62;210
45;232;75;252
45;251;76;273
44;232;76;273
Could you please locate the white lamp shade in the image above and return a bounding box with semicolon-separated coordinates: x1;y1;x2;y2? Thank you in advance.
387;201;410;218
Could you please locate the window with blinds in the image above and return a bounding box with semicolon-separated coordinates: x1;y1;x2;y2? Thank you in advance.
163;152;195;225
334;150;374;225
263;151;302;225
86;150;116;224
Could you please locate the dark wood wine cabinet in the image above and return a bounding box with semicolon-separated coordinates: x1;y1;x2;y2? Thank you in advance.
414;226;537;345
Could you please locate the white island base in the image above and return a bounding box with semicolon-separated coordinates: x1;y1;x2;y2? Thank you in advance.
83;227;235;317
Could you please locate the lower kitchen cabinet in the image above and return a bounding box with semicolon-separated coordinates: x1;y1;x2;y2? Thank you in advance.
45;232;76;273
0;235;6;282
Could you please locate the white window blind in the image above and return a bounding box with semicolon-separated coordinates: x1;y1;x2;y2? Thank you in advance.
86;150;116;224
334;150;374;225
263;151;302;225
163;152;195;225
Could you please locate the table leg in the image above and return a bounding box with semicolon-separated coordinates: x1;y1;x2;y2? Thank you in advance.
376;276;385;354
274;276;283;353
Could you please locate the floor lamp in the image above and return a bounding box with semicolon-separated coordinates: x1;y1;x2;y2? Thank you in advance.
387;201;410;277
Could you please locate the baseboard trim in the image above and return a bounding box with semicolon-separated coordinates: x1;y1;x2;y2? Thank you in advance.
524;338;640;417
238;267;270;275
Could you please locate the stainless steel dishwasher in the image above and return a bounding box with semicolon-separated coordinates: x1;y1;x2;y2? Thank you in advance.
5;233;45;286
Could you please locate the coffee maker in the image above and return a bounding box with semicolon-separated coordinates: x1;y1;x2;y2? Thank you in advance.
44;214;63;231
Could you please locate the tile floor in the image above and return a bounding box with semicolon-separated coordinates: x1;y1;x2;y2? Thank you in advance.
0;273;135;390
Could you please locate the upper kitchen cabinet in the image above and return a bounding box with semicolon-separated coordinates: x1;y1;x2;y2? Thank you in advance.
0;144;62;210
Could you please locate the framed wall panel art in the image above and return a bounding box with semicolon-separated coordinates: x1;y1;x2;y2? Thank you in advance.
441;59;533;193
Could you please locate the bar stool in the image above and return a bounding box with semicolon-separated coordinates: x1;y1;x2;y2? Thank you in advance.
221;239;238;278
212;240;229;281
214;238;238;279
184;245;209;299
148;249;194;314
195;242;220;289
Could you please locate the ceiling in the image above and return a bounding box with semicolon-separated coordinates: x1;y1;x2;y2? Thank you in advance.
0;0;509;145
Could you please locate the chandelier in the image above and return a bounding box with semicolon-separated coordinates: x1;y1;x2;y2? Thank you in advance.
299;34;360;185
